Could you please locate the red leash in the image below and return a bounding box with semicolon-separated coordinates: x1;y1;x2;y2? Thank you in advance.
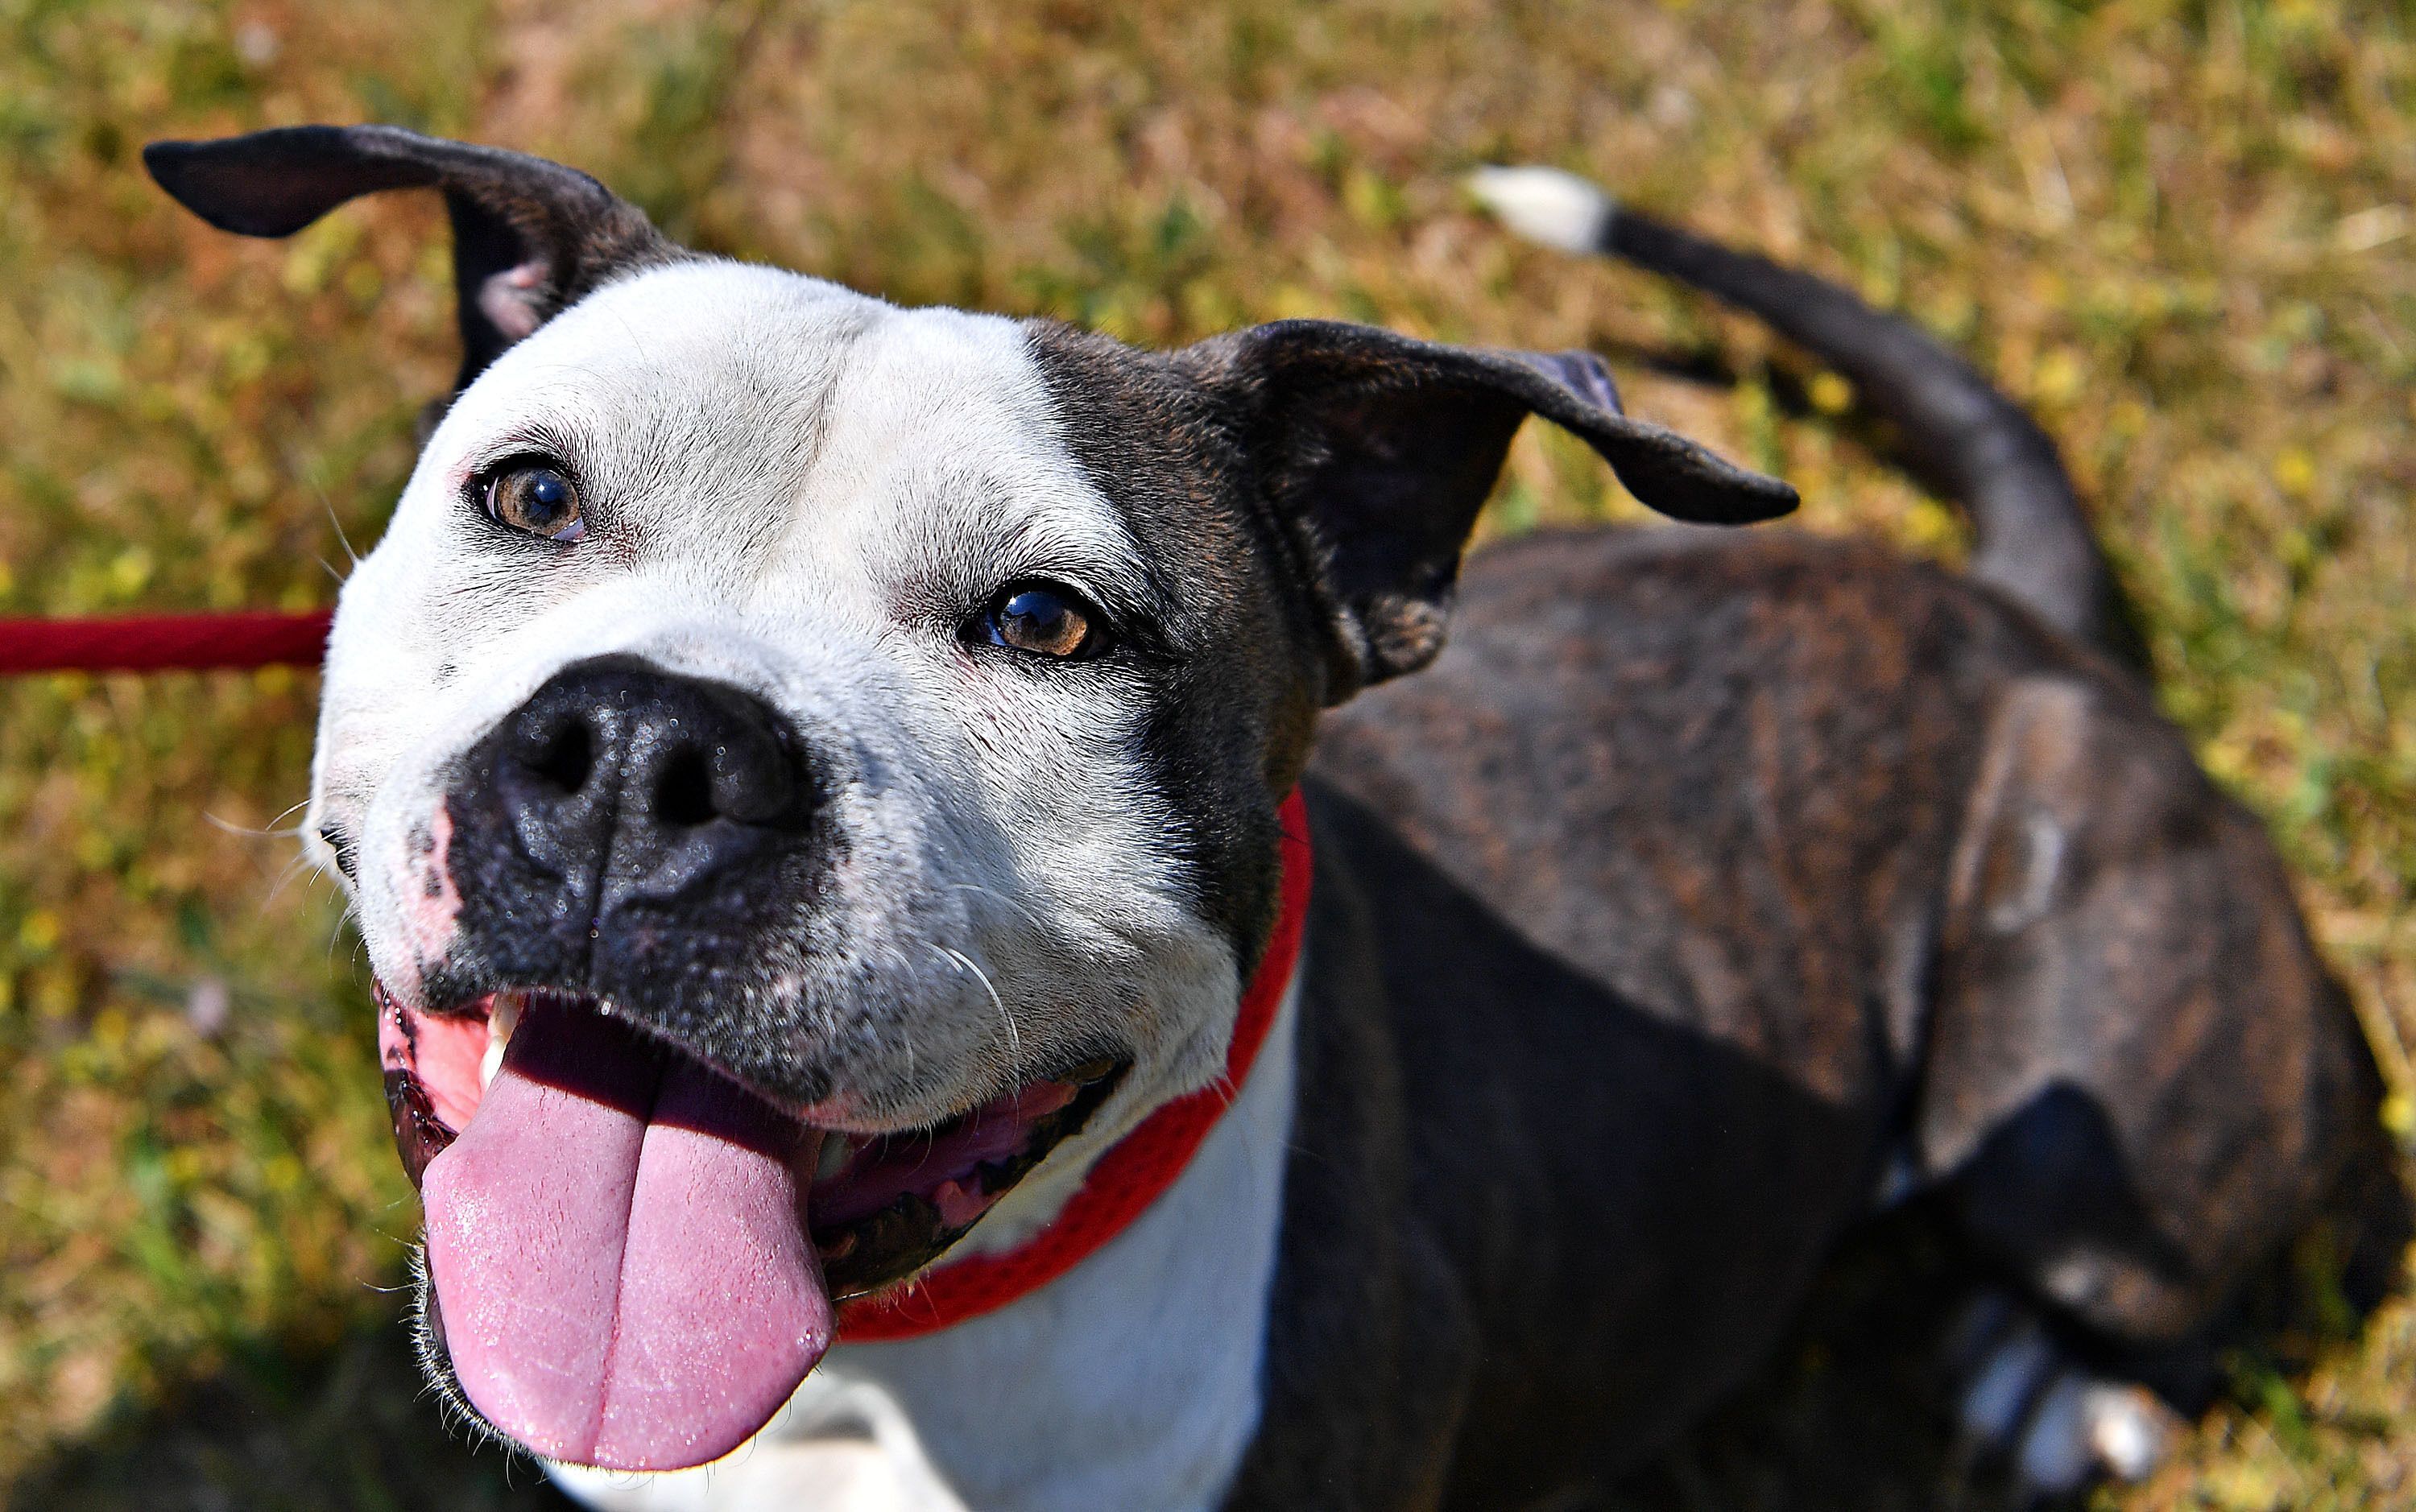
0;604;1313;1341
0;609;332;674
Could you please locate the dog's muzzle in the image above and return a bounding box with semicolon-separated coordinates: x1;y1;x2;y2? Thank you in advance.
431;654;827;1031
379;656;1129;1470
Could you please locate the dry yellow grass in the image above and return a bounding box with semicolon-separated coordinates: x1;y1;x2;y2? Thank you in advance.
2;0;2410;1505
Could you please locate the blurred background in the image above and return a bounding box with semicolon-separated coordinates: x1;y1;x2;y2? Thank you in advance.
2;0;2410;1506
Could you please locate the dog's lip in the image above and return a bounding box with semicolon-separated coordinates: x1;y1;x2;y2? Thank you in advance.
378;977;1119;1134
374;978;1128;1299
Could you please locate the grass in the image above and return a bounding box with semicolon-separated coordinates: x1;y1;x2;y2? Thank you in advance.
1;0;2410;1505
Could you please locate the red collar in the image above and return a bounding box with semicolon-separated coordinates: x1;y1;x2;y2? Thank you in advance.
836;787;1313;1341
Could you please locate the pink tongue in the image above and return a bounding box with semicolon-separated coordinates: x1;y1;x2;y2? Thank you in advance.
420;1002;831;1470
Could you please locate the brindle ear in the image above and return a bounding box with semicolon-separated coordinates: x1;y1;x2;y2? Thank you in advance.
1178;319;1797;700
144;124;682;395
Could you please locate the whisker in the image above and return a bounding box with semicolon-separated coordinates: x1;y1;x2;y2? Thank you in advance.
939;880;1055;938
316;481;363;569
209;816;304;841
927;941;1019;1086
259;850;318;910
206;792;316;841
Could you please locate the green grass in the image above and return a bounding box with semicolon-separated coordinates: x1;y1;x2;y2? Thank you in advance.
2;0;2410;1505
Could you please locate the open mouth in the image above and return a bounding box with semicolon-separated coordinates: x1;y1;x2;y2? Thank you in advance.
374;980;1123;1470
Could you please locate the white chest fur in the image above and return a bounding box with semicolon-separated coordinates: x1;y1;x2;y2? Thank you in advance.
549;963;1303;1512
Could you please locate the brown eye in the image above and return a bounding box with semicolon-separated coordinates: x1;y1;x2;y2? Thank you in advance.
976;583;1106;660
483;463;585;542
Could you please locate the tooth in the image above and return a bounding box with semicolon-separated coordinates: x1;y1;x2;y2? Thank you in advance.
813;1134;856;1183
480;994;521;1092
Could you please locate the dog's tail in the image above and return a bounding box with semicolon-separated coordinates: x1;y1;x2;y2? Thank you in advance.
1468;166;2137;663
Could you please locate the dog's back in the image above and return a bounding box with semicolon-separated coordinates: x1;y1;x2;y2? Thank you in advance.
1233;189;2387;1506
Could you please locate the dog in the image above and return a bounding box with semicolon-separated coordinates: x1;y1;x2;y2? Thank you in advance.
141;127;2382;1510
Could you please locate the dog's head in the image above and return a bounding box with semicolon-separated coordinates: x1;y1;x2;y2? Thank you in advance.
149;125;1793;1470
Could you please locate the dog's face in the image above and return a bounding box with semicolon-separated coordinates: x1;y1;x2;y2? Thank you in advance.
330;262;1277;1141
148;125;1791;1472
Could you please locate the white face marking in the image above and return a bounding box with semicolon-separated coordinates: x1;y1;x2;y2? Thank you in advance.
309;260;1239;1169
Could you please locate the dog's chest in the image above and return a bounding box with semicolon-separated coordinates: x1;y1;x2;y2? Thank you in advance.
549;971;1302;1512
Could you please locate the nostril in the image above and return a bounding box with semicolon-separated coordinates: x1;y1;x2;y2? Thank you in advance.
485;658;811;894
654;745;718;828
521;717;594;796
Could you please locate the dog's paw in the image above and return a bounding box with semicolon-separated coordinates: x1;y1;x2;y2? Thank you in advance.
1946;1291;2182;1502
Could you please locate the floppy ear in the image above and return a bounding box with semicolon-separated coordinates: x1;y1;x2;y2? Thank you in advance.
1177;319;1798;700
144;124;681;395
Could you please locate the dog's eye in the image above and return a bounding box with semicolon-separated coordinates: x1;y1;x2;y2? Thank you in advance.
974;582;1107;660
482;462;585;543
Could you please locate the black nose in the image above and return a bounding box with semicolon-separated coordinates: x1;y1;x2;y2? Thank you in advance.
461;655;817;927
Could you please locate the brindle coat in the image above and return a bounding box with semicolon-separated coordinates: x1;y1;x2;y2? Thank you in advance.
1229;529;2377;1509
